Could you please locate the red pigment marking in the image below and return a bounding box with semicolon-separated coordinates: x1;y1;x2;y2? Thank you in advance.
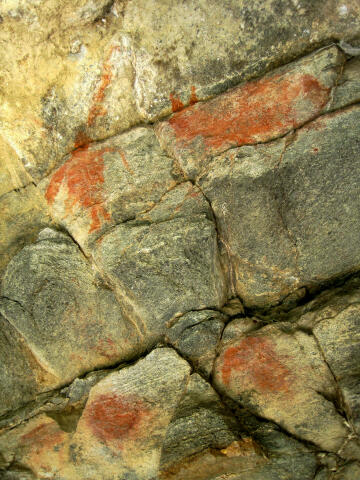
95;337;120;361
170;92;184;112
313;147;319;153
45;132;113;233
86;393;151;444
120;150;134;175
21;423;64;448
168;73;330;155
88;46;121;127
189;85;199;105
221;336;293;394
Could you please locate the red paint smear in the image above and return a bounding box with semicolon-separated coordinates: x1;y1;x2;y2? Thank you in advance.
86;393;151;445
170;92;184;113
221;336;293;395
45;134;113;233
120;150;134;175
189;86;199;105
168;73;330;155
21;423;64;448
88;46;121;127
95;337;120;361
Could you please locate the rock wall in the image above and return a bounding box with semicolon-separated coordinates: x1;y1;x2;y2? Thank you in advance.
1;1;360;479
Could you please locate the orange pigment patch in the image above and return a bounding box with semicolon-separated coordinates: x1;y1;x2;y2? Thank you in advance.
85;393;152;445
88;46;121;127
45;133;113;233
168;73;330;155
170;92;184;112
221;336;294;395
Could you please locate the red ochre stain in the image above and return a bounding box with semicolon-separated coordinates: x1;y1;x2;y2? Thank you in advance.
87;45;121;127
168;73;330;155
86;393;151;444
170;92;184;112
221;336;294;395
45;133;113;233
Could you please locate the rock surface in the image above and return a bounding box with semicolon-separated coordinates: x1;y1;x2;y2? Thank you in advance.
199;105;360;306
1;2;360;479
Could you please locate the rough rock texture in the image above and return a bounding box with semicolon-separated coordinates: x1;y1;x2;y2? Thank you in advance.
1;1;360;479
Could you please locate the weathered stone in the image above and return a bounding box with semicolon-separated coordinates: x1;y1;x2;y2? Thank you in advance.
41;127;177;251
199;105;360;307
160;402;318;480
166;310;226;378
313;304;360;435
0;185;51;278
329;56;360;111
0;314;55;419
71;348;191;480
94;183;227;344
213;321;358;455
0;136;33;198
315;462;360;480
0;228;143;416
0;414;71;478
247;424;318;480
0;0;141;180
159;373;243;474
1;1;360;477
1;1;359;181
125;0;360;121
156;46;345;179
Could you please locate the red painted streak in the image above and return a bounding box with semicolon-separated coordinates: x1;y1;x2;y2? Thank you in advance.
170;92;184;113
88;46;121;127
120;150;134;175
189;85;199;105
95;337;120;361
86;393;151;445
168;73;330;155
221;336;293;394
45;134;113;233
21;423;64;448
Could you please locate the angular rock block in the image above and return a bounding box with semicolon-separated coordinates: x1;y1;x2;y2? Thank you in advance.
0;184;51;278
0;228;143;416
0;349;191;480
214;321;357;455
94;182;227;343
156;46;345;179
166;310;227;378
0;349;319;480
41;127;177;251
199;106;360;306
71;348;191;480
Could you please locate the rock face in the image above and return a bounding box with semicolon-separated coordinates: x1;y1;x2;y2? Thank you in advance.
1;1;360;479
